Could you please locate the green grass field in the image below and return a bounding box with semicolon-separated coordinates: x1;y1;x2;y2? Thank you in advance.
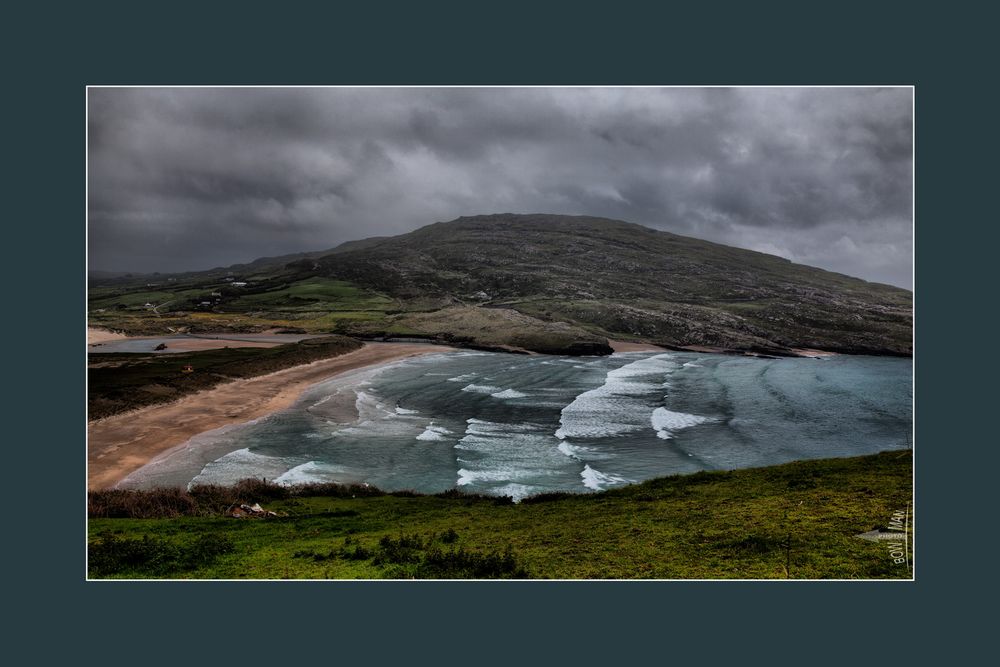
223;277;395;312
88;274;398;336
88;451;913;579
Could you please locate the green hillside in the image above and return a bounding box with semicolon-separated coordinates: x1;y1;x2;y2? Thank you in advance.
88;451;913;579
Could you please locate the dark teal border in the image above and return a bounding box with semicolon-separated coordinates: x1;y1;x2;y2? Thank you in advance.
9;0;991;662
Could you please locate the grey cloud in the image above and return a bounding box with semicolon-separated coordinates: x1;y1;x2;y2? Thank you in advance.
88;87;912;287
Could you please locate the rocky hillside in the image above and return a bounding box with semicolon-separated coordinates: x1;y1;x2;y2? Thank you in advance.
300;214;911;356
89;214;912;356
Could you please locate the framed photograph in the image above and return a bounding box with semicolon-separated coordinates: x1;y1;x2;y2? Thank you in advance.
87;86;913;580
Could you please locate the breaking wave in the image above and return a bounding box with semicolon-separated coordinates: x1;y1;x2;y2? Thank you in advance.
461;383;502;394
491;388;528;399
555;353;678;439
416;424;453;441
188;448;292;488
273;461;353;486
580;465;633;491
650;407;714;439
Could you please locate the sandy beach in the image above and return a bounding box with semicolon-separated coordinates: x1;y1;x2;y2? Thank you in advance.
87;327;128;345
88;342;454;489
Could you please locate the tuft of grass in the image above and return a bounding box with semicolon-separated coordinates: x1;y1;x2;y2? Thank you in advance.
88;533;235;577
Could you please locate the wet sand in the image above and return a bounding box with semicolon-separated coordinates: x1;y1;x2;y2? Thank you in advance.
88;342;455;489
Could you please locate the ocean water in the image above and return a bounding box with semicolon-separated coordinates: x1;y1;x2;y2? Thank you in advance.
120;350;913;501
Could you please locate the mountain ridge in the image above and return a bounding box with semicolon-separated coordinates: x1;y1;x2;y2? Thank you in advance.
303;214;911;355
89;214;912;357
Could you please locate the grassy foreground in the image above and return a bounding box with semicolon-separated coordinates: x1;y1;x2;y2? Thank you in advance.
88;451;913;579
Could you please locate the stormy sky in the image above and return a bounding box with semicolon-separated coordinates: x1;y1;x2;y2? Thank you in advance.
88;87;913;288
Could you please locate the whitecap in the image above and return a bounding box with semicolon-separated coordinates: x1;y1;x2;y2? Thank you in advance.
580;465;633;491
274;461;353;486
454;419;570;496
494;483;536;503
558;441;586;459
555;353;679;439
461;383;503;394
416;424;453;441
650;407;714;439
188;448;292;488
490;388;528;399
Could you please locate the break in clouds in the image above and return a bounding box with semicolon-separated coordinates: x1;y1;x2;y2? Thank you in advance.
88;87;912;288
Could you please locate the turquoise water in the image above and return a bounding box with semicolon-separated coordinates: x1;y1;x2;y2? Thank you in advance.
121;350;913;500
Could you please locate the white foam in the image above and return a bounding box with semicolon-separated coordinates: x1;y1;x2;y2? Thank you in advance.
490;388;528;399
580;465;633;491
650;407;713;439
456;468;519;484
447;373;478;382
189;448;291;488
457;467;540;487
557;441;613;461
310;394;334;408
494;483;536;503
463;418;538;436
273;461;352;486
558;441;585;459
461;383;502;394
454;419;571;496
416;424;453;441
395;406;420;415
555;353;679;440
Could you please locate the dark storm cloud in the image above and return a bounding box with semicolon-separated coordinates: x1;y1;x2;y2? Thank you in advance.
88;87;913;287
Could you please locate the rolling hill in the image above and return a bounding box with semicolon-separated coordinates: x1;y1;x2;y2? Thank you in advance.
89;214;912;356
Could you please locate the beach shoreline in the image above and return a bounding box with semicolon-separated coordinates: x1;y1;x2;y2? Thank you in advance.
87;342;455;490
87;326;128;345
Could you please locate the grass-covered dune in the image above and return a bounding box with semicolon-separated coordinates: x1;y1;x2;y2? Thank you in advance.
88;335;362;420
88;451;913;579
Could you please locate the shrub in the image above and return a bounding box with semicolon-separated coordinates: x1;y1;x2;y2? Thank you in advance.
417;545;528;579
88;533;235;577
